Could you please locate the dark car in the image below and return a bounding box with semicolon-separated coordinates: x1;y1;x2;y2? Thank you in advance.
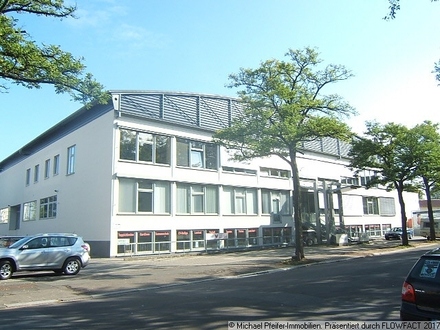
385;227;413;240
400;247;440;320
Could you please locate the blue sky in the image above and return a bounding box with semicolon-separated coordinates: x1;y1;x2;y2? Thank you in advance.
1;0;440;160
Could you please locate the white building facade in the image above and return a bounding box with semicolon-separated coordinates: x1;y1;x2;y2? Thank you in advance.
0;91;420;257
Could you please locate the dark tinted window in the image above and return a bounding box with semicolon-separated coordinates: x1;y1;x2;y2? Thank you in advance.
410;257;440;282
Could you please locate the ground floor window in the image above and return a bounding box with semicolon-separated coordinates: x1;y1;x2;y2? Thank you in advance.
365;224;381;237
117;230;170;255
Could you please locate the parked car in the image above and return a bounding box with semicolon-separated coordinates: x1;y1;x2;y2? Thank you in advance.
0;236;24;248
401;247;440;320
385;227;413;240
0;233;90;280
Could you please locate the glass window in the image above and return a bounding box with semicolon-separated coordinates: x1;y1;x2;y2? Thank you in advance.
176;138;217;170
25;168;31;186
53;154;60;176
44;159;50;179
156;135;171;165
379;197;396;216
138;181;153;212
34;164;39;183
118;178;170;214
262;189;290;215
67;145;76;175
138;132;153;162
23;201;37;221
120;129;136;161
363;197;379;215
0;207;9;224
176;184;218;215
120;129;171;165
176;184;190;214
223;187;257;215
40;196;57;219
176;138;190;167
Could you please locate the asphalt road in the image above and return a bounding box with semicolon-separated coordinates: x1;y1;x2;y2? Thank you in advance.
0;242;435;329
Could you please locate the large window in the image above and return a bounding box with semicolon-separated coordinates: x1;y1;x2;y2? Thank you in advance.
40;195;57;219
67;145;76;175
223;187;257;215
362;196;395;216
23;201;37;221
118;178;170;214
363;197;379;215
176;184;218;214
119;129;170;165
176;138;217;170
261;190;290;215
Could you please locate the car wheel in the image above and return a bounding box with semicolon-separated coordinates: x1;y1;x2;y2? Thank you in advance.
63;257;81;275
0;260;13;280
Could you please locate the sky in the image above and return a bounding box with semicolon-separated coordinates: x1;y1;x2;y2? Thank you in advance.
1;0;440;161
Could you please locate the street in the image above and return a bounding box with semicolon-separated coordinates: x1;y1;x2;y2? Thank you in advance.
0;245;433;329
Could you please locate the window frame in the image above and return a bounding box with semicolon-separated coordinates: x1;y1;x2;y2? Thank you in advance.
39;195;57;219
176;184;218;215
23;201;37;221
118;178;170;214
53;154;60;176
119;128;171;165
67;145;76;175
176;138;218;170
34;164;39;183
44;159;51;179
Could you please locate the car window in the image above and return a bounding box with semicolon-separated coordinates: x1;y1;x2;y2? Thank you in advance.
50;237;76;247
26;238;47;249
410;257;440;282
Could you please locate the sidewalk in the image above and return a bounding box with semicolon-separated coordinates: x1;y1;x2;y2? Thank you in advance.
0;239;438;309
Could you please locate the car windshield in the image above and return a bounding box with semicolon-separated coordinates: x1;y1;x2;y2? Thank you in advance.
8;237;31;249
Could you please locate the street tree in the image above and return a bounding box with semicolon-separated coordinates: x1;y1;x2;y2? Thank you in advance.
349;122;418;246
213;47;356;261
0;0;109;105
411;121;440;241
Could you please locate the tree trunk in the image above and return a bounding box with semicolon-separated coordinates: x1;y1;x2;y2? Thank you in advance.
423;176;436;241
290;152;304;261
396;181;409;246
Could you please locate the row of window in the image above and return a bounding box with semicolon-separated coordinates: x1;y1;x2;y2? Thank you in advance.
119;178;291;215
117;227;292;254
25;146;76;186
0;195;57;223
119;129;292;178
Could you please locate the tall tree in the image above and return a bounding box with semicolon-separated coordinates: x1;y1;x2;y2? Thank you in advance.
0;0;109;105
213;47;356;261
349;122;418;246
411;121;440;241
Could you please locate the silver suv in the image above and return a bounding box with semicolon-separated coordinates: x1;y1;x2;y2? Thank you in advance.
0;233;90;280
